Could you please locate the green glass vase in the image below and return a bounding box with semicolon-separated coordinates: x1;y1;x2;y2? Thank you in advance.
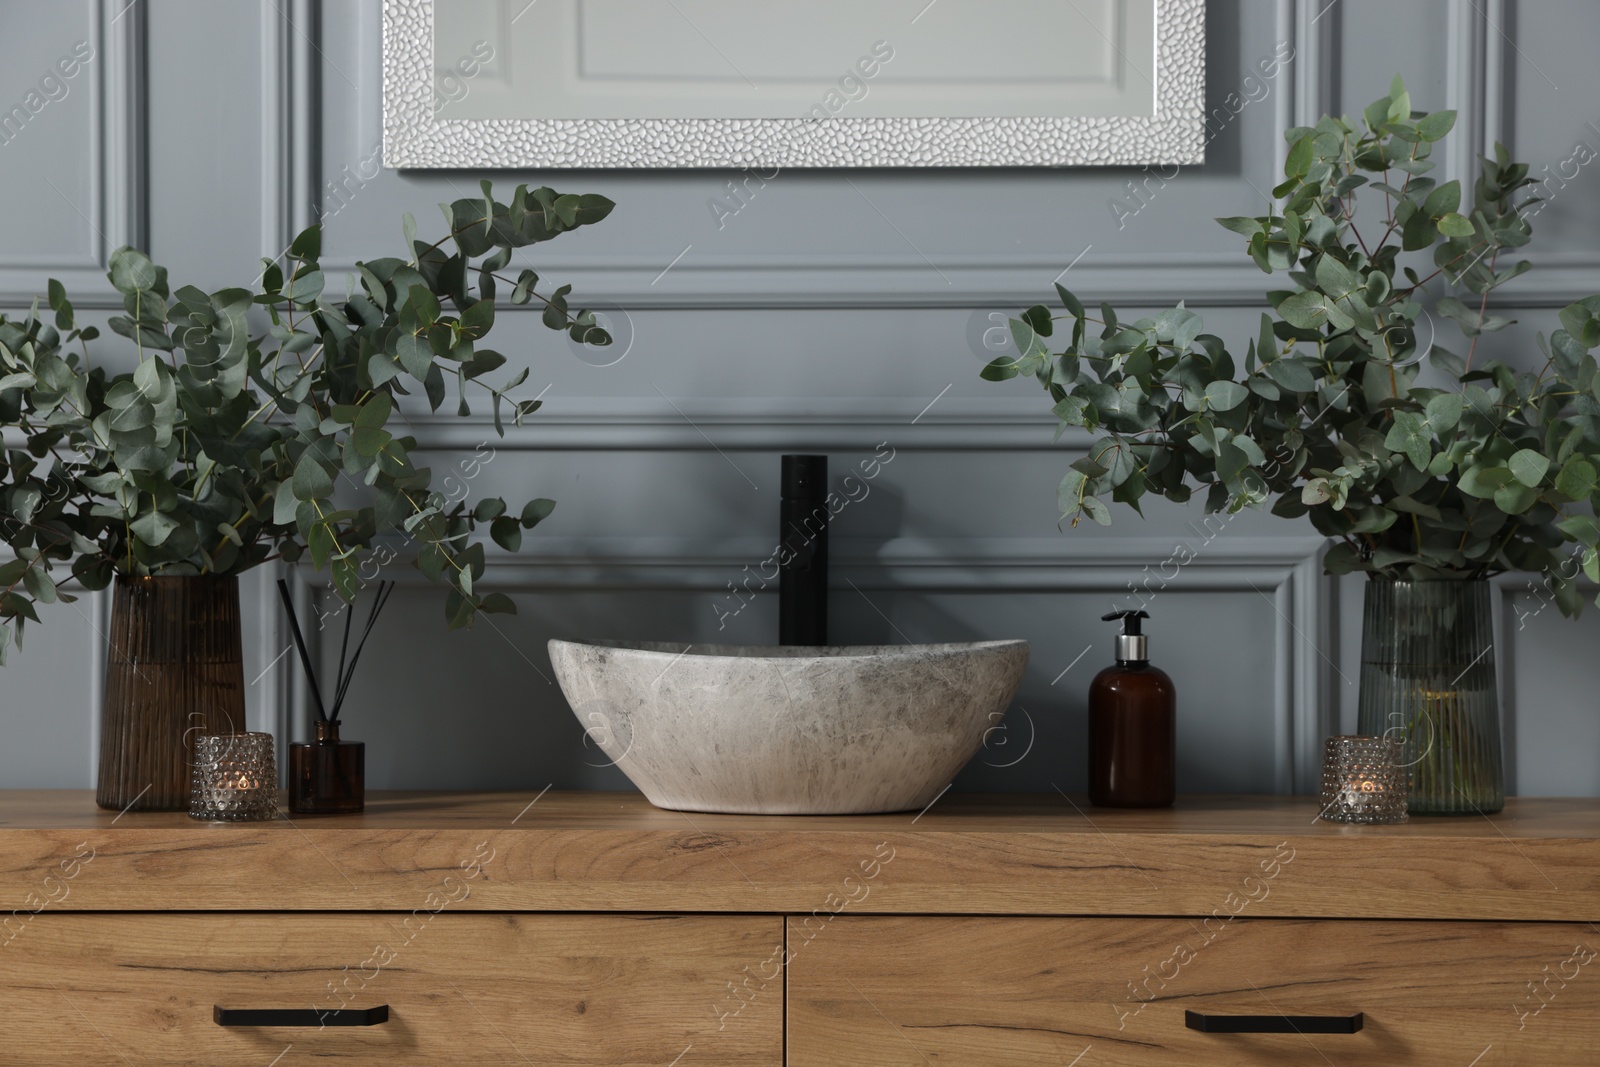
1355;577;1503;815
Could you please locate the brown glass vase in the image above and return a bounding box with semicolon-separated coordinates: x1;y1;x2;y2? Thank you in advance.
289;719;365;814
97;575;247;812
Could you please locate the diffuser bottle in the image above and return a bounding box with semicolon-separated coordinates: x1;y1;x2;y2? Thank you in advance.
289;719;365;814
1088;610;1175;808
277;577;391;816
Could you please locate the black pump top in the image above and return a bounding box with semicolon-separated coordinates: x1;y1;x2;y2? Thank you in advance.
1101;609;1149;636
1101;609;1151;662
782;454;828;497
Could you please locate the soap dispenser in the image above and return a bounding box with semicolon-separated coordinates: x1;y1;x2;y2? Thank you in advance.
1089;610;1175;808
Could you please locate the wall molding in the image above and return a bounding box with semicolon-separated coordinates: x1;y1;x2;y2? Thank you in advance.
1485;568;1598;797
291;1;1297;311
1445;0;1493;192
261;0;320;263
14;513;1333;795
0;0;146;307
0;552;111;790
299;532;1333;792
1290;0;1336;133
399;397;1077;453
267;0;1596;311
426;252;1279;312
306;249;1284;312
82;584;109;790
351;533;1324;586
1491;574;1519;797
1461;0;1600;307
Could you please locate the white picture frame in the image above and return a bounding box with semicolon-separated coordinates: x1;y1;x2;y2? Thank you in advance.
382;0;1206;169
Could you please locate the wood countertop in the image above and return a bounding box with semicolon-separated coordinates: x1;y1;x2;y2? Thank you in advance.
1;790;1595;919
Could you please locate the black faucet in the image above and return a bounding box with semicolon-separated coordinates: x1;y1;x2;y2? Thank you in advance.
779;454;828;645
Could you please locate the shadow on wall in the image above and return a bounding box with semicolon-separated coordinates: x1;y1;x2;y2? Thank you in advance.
347;588;717;792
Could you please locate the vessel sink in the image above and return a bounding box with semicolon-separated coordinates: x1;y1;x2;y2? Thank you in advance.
548;639;1030;814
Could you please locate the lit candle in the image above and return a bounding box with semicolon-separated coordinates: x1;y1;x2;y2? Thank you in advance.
190;733;278;821
1341;775;1382;809
1319;736;1407;824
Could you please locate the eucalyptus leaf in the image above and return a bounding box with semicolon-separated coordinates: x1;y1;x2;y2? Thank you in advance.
1266;357;1317;393
1279;291;1333;331
1557;515;1600;545
292;451;334;501
109;248;159;293
1079;495;1112;526
22;566;57;605
1416;109;1456;141
520;498;556;527
1204;381;1248;411
1425;392;1464;431
1508;449;1549;487
490;516;522;552
130;510;180;547
1556;457;1598;500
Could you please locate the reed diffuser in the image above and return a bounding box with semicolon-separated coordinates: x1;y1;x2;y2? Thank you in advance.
278;578;393;814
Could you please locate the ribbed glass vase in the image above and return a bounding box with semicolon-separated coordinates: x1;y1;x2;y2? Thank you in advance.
1355;577;1503;814
97;575;247;812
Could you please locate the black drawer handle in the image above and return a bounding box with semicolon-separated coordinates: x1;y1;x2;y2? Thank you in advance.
213;1005;390;1027
1186;1010;1363;1034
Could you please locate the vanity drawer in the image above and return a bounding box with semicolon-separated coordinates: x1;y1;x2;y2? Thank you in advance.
787;916;1600;1066
0;913;781;1065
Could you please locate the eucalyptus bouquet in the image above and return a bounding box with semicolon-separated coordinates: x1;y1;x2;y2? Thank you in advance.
0;181;614;660
986;78;1600;615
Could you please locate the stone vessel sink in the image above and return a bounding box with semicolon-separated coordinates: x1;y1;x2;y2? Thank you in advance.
548;639;1029;815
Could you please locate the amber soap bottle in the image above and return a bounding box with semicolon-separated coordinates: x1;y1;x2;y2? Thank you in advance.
1088;610;1176;807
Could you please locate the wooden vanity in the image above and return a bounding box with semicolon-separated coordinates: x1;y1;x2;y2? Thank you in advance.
0;791;1596;1065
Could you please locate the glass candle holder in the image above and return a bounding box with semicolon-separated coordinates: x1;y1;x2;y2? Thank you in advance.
189;733;278;821
289;719;365;815
1319;735;1408;824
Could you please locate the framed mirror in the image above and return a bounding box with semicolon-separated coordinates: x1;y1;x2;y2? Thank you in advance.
384;0;1205;168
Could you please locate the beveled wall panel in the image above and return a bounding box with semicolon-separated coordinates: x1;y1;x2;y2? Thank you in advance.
0;0;143;305
2;0;1598;798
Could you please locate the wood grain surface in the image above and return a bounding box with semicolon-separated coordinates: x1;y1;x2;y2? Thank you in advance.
0;791;1595;918
0;912;781;1066
787;915;1600;1066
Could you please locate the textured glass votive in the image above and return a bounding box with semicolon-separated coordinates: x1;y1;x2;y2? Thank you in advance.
1319;735;1408;824
189;733;278;821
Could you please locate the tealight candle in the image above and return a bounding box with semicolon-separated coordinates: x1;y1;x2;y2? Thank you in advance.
1319;735;1407;824
189;733;278;821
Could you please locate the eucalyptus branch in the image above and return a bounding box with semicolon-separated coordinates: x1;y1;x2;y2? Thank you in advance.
1463;249;1501;373
985;77;1600;609
0;180;610;649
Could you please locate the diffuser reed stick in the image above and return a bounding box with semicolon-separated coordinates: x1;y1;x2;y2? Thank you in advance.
276;578;393;724
276;579;328;722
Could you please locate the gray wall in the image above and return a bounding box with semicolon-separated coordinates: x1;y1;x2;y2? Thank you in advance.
3;0;1598;796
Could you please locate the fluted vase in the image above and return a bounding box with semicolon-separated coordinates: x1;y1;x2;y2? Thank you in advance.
96;575;247;812
1354;577;1503;815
